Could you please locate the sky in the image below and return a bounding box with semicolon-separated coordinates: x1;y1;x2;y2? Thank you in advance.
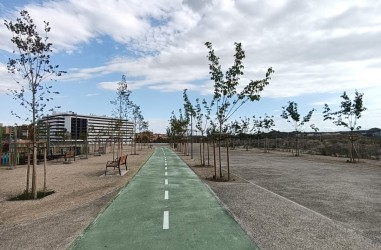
0;0;380;134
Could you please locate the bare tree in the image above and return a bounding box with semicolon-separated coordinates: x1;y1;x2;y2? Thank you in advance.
110;75;131;157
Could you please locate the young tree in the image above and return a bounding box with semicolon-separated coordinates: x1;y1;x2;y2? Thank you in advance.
130;104;144;155
205;41;274;133
227;117;250;150
110;75;131;157
183;89;214;166
205;41;274;179
183;89;197;159
256;114;275;152
323;90;367;162
138;121;149;149
281;101;315;156
167;109;188;150
196;99;213;166
4;10;65;199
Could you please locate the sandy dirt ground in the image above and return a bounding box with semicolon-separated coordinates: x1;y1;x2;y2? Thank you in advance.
0;146;153;250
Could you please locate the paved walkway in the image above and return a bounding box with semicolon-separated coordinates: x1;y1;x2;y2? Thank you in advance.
71;147;257;249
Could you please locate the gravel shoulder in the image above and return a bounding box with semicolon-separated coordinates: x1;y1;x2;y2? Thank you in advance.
180;146;381;250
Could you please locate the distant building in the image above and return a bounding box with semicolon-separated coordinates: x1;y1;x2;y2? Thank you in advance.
0;125;29;141
39;112;134;144
135;131;168;142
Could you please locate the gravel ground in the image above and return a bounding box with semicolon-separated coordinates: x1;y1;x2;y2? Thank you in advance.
181;145;381;250
0;146;153;250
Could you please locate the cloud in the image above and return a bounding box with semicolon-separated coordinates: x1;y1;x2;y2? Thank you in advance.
0;64;12;93
1;0;381;102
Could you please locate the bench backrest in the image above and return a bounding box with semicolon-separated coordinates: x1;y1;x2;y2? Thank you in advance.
65;151;75;156
119;155;127;165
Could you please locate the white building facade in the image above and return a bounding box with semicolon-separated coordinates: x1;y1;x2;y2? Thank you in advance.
40;112;134;144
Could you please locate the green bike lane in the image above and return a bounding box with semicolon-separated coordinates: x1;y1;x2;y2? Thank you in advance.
71;147;258;250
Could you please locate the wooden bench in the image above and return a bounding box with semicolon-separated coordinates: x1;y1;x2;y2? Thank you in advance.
105;155;128;176
94;147;105;156
64;151;75;162
99;147;105;154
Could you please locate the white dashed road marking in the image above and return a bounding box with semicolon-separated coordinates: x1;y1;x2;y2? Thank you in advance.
163;211;169;229
164;190;169;200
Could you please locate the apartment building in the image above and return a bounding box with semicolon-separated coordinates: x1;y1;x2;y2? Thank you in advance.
40;112;134;144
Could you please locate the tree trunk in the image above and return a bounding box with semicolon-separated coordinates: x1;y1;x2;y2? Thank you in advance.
349;132;356;163
201;139;205;167
32;90;38;199
227;137;230;181
43;144;47;192
134;130;137;155
213;139;216;179
218;137;222;178
86;138;88;158
32;140;37;199
207;139;210;166
264;137;267;153
26;147;30;194
351;137;354;162
199;140;202;166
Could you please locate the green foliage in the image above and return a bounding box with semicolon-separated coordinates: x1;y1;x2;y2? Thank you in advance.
281;101;316;156
166;109;188;139
205;42;274;130
227;117;251;135
140;121;149;132
110;75;132;119
5;10;65;123
252;114;275;152
281;101;316;132
183;89;213;136
182;89;195;122
254;114;275;133
5;10;65;199
196;98;213;136
130;104;144;131
323;90;367;131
